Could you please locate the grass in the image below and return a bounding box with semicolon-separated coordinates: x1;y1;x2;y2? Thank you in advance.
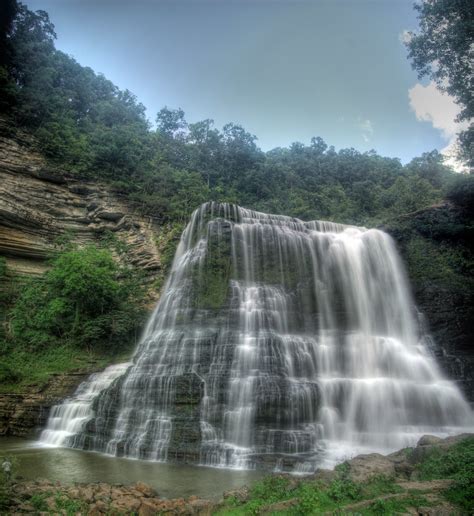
0;341;133;393
414;436;474;513
216;474;405;515
358;494;432;515
216;439;474;515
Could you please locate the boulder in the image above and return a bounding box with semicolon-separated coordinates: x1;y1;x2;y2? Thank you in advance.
223;485;250;503
110;495;142;512
345;453;396;482
418;435;442;446
133;481;157;498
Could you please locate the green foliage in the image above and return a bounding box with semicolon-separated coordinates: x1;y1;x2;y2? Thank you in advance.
406;0;473;166
30;492;50;512
446;173;474;213
406;236;472;291
326;477;362;502
11;245;145;353
221;472;410;515
0;2;465;228
0;363;20;386
415;437;474;513
360;475;403;500
360;494;431;515
382;175;440;216
0;257;6;278
54;493;87;515
192;228;232;310
0;340;128;392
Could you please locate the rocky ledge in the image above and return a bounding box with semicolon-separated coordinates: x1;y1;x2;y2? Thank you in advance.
2;433;472;515
0;370;94;437
9;480;214;515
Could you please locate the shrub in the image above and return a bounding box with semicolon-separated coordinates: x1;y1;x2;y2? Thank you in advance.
11;245;145;353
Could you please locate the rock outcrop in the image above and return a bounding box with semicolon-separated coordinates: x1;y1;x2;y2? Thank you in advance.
0;118;161;285
0;119;168;435
0;370;93;437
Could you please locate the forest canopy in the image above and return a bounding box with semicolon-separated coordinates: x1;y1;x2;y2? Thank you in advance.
0;1;471;226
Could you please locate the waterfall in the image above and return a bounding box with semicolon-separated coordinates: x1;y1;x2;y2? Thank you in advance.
39;363;131;446
39;202;473;471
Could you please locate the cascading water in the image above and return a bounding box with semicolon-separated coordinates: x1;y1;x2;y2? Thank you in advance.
40;202;473;471
40;363;131;446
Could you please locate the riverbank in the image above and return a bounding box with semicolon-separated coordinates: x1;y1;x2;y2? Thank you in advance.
1;433;472;514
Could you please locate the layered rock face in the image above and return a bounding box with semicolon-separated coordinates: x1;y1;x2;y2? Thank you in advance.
0;119;161;282
0;119;165;436
0;371;91;437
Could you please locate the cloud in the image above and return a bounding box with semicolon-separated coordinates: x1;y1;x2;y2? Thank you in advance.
359;118;373;143
408;81;469;171
398;30;412;45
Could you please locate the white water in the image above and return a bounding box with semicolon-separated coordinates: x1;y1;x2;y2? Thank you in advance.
40;363;131;446
39;203;473;471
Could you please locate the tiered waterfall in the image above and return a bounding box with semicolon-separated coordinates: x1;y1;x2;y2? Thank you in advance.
40;202;473;471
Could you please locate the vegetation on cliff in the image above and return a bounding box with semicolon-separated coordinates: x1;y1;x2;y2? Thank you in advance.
0;244;145;391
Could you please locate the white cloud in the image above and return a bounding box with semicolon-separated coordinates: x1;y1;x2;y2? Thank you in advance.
408;81;469;171
359;118;373;143
398;30;412;45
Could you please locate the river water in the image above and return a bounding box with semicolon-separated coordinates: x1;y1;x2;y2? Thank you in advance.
0;437;262;500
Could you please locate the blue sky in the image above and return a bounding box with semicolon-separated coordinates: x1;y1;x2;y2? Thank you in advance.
24;0;460;163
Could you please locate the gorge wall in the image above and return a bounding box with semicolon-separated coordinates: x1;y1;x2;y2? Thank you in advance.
0;118;162;280
0;119;166;436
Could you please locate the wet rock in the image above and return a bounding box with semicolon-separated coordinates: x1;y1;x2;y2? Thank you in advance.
186;498;214;515
138;499;161;515
223;485;250;503
345;453;396;482
96;210;124;222
133;481;156;498
78;486;95;503
418;435;442;446
110;495;142;512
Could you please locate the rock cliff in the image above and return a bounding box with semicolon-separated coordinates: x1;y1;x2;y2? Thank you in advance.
0;370;92;437
0;118;161;283
0;119;167;435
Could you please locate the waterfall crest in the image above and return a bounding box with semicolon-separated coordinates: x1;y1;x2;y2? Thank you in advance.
40;202;473;471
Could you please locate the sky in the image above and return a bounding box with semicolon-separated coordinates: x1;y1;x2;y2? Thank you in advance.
24;0;466;165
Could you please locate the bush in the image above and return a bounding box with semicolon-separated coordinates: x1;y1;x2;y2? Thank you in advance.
11;245;145;353
0;363;20;386
445;173;474;213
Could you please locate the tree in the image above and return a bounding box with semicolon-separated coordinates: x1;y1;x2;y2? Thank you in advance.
11;246;145;352
406;0;473;166
156;107;187;138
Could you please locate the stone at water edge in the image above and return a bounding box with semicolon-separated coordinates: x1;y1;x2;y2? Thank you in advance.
418;435;443;446
343;453;396;483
